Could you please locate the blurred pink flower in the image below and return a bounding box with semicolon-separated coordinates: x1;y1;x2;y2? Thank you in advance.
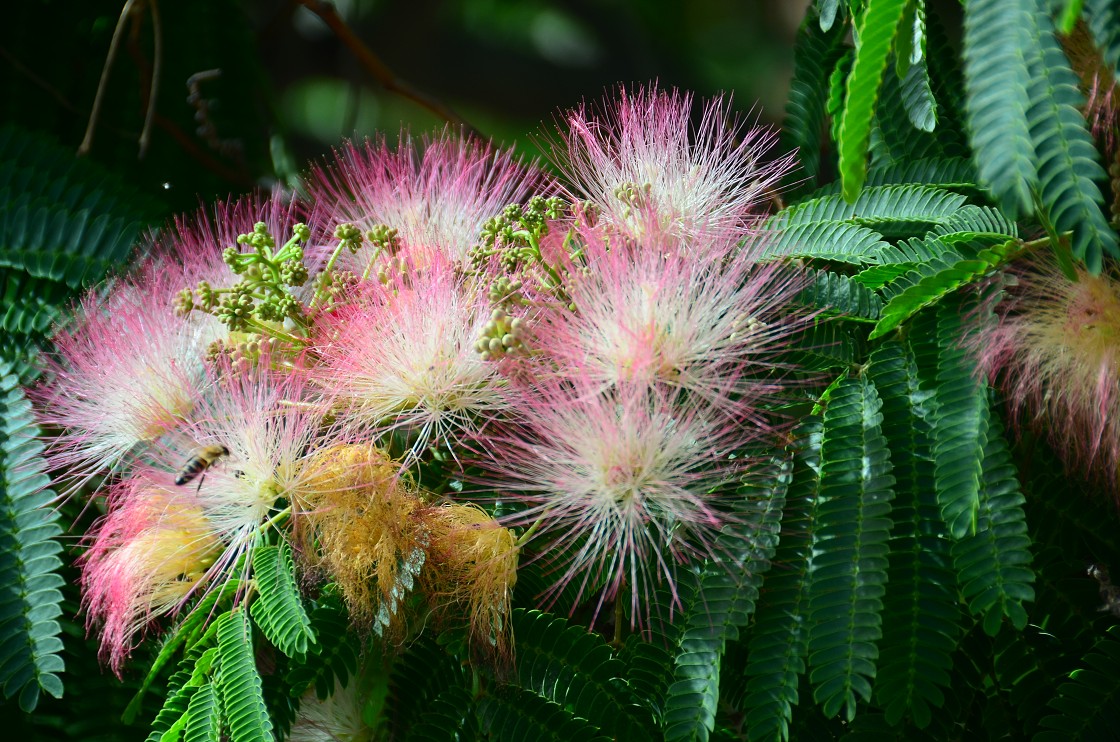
34;192;306;496
550;85;793;241
307;128;547;269
971;259;1120;493
81;479;223;674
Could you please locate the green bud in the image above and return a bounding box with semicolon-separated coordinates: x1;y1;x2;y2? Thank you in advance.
293;223;310;242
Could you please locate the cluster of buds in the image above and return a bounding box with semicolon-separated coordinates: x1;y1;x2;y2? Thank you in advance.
174;222;311;334
474;307;526;361
468;196;566;271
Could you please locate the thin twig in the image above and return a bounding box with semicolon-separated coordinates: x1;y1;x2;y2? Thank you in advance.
79;0;139;156
294;0;480;138
138;0;162;158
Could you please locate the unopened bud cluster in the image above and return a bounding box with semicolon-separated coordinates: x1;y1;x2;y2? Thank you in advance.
177;222;311;335
475;307;525;361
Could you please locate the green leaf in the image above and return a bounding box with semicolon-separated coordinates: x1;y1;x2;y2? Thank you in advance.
838;0;910;201
1025;9;1119;273
512;609;650;741
782;13;847;193
921;300;989;540
818;0;841;31
899;59;938;133
479;687;611;742
962;0;1038;218
1085;0;1120;86
806;376;895;721
952;403;1035;636
285;591;360;701
742;421;822;742
867;341;961;729
124;579;241;724
250;542;315;657
760;221;889;264
815;157;977;194
0;362;65;712
183;683;221;742
868;239;1017;340
799;269;884;320
773;185;968;235
215;610;274;742
1037;626;1120;741
662;464;789;742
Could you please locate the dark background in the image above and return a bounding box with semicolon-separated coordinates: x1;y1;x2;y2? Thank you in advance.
1;0;811;216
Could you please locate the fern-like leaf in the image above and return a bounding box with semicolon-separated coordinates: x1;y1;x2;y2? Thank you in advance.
479;687;611;742
924;300;988;540
741;420;822;742
761;221;889;264
799;269;884;320
962;0;1038;218
1085;0;1120;86
1025;9;1119;273
250;542;315;657
900;60;937;133
0;362;65;712
772;185;967;235
951;403;1035;636
816;157;977;195
806;376;895;722
838;0;910;201
868;238;1016;340
182;682;221;742
662;464;790;742
511;609;649;740
1036;626;1120;741
215;609;273;742
285;591;360;701
867;341;961;729
781;13;847;193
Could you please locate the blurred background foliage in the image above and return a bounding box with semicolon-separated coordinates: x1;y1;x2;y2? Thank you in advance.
1;0;818;217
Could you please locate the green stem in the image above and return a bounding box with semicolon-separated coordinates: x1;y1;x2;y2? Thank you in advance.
244;316;309;346
515;515;545;549
259;506;292;536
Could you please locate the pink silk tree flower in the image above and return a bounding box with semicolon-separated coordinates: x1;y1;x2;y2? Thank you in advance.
527;223;812;424
34;273;222;497
474;378;764;627
307;128;547;270
310;258;508;459
549;85;794;242
34;191;307;497
971;259;1120;494
80;480;224;674
143;353;331;574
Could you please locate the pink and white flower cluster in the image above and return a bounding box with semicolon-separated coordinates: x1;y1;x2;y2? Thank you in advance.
34;85;809;669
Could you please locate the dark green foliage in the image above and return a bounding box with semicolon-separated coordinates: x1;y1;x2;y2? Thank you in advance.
215;610;273;742
962;0;1038;218
284;592;361;700
1037;626;1120;741
510;609;650;741
478;686;611;742
952;405;1035;636
249;543;315;657
782;12;847;194
1085;0;1120;85
867;341;959;729
741;421;822;741
837;0;910;201
661;465;789;741
0;362;65;712
1025;8;1119;273
806;376;895;721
